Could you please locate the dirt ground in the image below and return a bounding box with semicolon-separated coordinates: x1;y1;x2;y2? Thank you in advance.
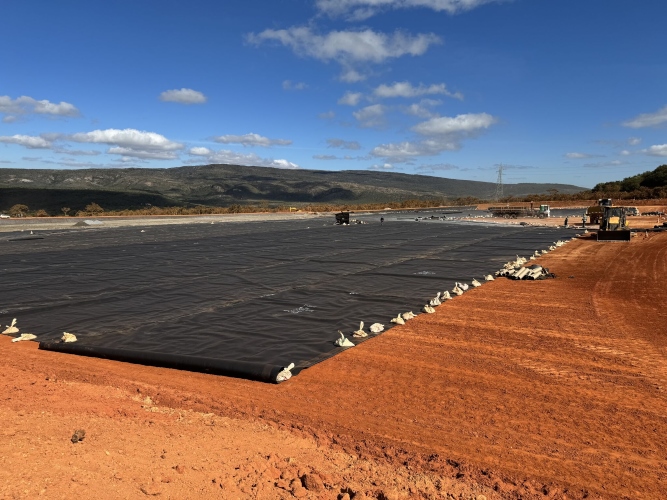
1;224;666;499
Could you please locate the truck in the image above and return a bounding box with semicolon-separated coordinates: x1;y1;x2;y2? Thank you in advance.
487;203;551;219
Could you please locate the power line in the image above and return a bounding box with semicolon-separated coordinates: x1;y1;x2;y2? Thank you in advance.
494;164;504;201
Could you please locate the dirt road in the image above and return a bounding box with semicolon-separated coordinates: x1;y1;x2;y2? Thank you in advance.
1;232;666;499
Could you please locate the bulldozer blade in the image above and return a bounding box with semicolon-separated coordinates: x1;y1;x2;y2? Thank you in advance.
597;230;631;242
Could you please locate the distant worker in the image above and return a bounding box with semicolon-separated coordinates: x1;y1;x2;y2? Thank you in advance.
380;217;384;225
564;216;569;227
582;214;586;228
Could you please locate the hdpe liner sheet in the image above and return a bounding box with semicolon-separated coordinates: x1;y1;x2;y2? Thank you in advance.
0;219;574;382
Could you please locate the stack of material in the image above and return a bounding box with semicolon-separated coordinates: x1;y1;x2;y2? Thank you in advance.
496;264;555;280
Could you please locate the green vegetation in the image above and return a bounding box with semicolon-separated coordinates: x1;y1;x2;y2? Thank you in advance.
592;164;667;199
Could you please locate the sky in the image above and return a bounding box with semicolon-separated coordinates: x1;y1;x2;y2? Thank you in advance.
1;0;666;188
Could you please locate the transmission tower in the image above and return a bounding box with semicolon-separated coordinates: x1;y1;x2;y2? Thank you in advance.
494;164;504;201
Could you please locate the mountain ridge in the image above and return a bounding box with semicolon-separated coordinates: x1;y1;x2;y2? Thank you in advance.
0;164;585;211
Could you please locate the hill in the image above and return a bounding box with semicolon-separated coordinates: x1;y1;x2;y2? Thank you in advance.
0;164;585;212
593;164;667;198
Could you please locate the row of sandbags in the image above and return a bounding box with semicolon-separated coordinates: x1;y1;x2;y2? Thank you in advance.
496;264;555;280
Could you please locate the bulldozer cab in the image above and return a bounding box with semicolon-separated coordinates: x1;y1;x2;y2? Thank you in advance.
597;206;631;241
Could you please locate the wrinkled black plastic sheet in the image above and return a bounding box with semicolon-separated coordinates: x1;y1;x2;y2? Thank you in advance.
0;218;574;382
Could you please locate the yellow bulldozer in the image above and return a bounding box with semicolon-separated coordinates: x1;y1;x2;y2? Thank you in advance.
597;206;631;241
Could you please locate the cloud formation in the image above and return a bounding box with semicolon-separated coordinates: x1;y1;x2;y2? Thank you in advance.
327;138;361;150
213;133;292;147
316;0;505;20
338;91;363;106
248;27;440;81
412;113;496;136
582;160;625;168
645;144;667;156
0;134;52;149
53;148;101;156
282;80;308;90
623;105;667;128
565;152;603;159
373;82;463;100
353;104;387;128
159;88;207;105
318;110;336;120
0;95;80;121
69;128;184;160
371;112;497;162
189;147;299;168
400;99;442;118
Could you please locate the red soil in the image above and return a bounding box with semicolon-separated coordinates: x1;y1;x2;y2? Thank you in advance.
2;232;666;499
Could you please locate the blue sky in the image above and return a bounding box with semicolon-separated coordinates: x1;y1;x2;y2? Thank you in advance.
1;0;666;188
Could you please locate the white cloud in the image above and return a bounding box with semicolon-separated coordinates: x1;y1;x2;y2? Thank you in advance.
401;99;442;118
623;105;667;128
645;144;667;157
565;152;603;159
190;146;212;156
248;27;440;81
373;82;463;100
0;95;80;119
338;91;363;106
583;160;625;168
340;68;366;82
353;104;387;128
70;128;182;150
213;133;292;147
282;80;308;90
371;112;497;162
0;134;52;149
316;0;505;20
327;138;361;150
189;147;299;169
68;128;183;161
620;150;631;156
412;112;496;136
159;88;207;105
318;110;336;120
107;147;179;160
628;137;641;146
2;115;18;123
371;139;456;162
54;148;101;156
314;153;370;160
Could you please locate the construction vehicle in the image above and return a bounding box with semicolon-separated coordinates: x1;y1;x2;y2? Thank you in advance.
335;212;350;225
586;198;612;225
597;206;631;241
487;203;551;219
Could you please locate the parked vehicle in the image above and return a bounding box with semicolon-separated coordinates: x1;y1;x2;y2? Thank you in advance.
626;207;639;216
487;204;550;219
0;214;10;219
